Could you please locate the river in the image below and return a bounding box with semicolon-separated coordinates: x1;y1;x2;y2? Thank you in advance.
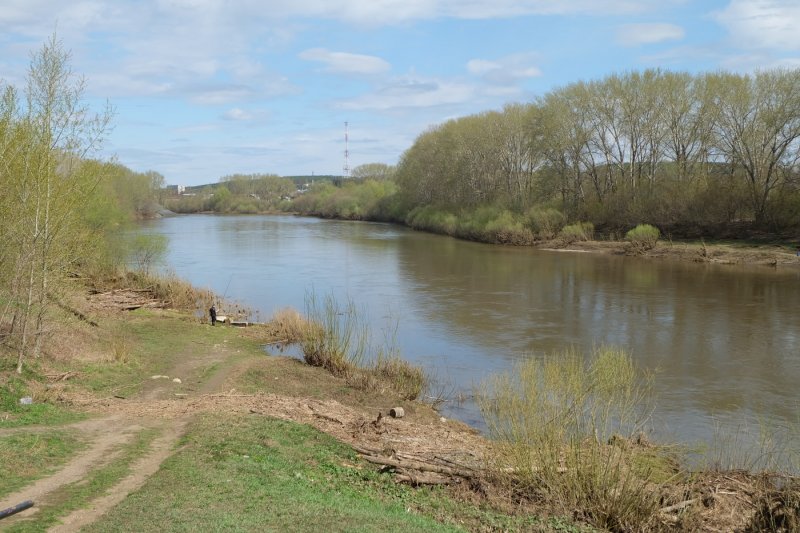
141;214;800;460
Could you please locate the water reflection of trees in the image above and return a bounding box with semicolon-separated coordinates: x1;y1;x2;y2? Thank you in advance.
394;233;800;424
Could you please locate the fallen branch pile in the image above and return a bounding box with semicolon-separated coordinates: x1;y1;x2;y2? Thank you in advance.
351;443;478;486
88;288;164;311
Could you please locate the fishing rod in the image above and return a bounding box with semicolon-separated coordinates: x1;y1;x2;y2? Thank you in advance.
222;273;233;301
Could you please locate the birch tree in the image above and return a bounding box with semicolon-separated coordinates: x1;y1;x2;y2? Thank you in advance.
0;35;112;373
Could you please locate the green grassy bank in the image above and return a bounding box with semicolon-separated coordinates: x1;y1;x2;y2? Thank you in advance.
1;288;584;532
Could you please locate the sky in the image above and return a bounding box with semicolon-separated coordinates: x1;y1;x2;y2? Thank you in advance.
2;0;800;186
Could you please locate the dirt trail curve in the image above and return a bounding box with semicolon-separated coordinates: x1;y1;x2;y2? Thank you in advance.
48;420;188;533
2;339;485;531
0;416;142;512
0;338;243;531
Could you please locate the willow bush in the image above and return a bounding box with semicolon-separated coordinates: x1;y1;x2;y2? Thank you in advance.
626;224;660;253
477;347;682;531
559;222;594;243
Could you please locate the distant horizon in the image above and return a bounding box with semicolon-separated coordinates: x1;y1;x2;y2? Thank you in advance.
2;1;799;185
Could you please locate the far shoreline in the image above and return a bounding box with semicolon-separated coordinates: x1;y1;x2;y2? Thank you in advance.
157;209;800;270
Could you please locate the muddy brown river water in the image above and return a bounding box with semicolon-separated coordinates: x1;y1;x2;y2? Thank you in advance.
142;214;800;464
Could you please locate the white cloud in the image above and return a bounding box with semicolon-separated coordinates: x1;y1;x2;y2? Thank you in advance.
299;48;391;74
223;108;253;121
467;59;501;76
276;0;660;24
338;77;474;110
616;23;685;46
714;0;800;50
466;52;542;83
0;0;665;35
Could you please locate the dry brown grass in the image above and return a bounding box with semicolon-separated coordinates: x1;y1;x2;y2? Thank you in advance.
261;308;307;344
372;356;427;401
257;297;428;402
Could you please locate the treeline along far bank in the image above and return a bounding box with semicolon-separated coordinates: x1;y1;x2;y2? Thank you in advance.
284;68;800;243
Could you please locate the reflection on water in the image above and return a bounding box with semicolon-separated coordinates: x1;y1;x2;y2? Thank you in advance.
142;214;800;450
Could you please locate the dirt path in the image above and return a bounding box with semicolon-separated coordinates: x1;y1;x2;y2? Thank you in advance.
0;416;144;517
0;335;249;530
48;419;188;533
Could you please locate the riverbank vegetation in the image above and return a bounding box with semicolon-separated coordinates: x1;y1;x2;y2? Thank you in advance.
478;347;671;531
0;38;186;376
266;294;427;401
283;69;800;260
4;271;799;531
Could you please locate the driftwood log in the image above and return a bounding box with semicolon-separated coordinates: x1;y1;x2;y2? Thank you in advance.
351;444;476;484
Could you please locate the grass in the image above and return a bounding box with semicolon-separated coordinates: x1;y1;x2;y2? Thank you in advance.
372;355;427;401
0;430;86;499
0;373;86;428
73;308;254;396
4;428;159;532
261;307;307;344
84;414;575;533
301;292;369;374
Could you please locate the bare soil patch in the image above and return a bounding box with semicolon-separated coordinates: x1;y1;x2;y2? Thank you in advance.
542;238;800;268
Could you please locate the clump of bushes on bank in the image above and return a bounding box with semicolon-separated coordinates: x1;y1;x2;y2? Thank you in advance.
526;207;566;239
559;222;594;243
266;293;428;401
626;224;661;253
477;347;683;531
404;205;577;245
288;180;402;221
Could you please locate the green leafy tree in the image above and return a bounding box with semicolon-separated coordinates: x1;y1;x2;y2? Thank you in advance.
0;34;113;373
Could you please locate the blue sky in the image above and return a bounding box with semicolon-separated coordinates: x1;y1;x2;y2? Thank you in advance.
2;0;800;186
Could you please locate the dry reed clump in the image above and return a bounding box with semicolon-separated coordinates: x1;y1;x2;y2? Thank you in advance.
263;308;308;344
293;293;428;401
477;346;684;532
300;293;367;376
371;355;427;401
137;272;214;311
92;270;214;313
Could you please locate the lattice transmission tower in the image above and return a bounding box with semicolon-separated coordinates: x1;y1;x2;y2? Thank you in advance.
343;121;350;178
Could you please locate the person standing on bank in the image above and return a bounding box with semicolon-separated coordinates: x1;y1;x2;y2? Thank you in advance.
209;304;217;326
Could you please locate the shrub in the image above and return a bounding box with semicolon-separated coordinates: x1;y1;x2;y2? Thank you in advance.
559;222;594;243
126;234;167;274
625;224;660;253
483;210;534;245
525;207;566;240
477;347;680;531
405;206;458;235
